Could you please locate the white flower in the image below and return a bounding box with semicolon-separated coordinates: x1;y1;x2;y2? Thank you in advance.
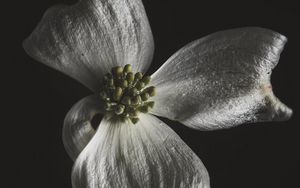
23;0;292;187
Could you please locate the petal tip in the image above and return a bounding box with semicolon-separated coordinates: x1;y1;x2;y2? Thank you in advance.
258;84;293;122
251;26;288;43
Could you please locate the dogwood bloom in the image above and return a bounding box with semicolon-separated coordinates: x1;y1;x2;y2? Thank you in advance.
23;0;292;187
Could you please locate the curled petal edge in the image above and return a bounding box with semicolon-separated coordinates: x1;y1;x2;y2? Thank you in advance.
63;95;105;161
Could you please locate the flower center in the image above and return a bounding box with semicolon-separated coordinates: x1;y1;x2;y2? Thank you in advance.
99;64;155;124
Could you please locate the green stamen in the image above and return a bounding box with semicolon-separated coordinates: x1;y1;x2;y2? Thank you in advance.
120;80;128;88
146;86;156;97
128;88;138;96
124;64;132;73
115;104;125;115
136;81;145;90
135;72;143;80
139;105;150;113
132;95;141;105
113;87;123;101
141;92;150;101
126;72;134;83
130;117;139;124
141;75;151;85
112;66;123;77
99;64;156;124
121;96;131;105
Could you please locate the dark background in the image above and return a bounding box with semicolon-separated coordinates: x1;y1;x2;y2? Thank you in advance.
4;0;299;187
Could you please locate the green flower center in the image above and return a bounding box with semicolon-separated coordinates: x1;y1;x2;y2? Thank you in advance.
99;64;155;124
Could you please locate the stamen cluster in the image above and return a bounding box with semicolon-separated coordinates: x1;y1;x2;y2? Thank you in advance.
99;64;155;124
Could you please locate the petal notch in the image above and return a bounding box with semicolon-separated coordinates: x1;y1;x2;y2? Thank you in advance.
151;27;292;130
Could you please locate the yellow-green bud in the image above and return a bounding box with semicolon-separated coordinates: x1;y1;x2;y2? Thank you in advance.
135;72;143;80
129;88;138;96
141;92;150;101
121;96;131;105
112;66;123;77
126;72;134;83
113;87;123;101
141;76;151;85
136;81;145;90
120;80;128;88
124;64;131;73
131;95;141;105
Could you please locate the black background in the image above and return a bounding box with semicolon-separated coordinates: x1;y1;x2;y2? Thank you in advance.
4;0;299;187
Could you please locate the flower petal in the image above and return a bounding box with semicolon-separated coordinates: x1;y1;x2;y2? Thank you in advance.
23;0;154;92
150;27;292;130
63;95;105;161
72;114;210;188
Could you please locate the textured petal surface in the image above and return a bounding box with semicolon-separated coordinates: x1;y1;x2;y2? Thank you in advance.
72;114;210;188
150;27;292;130
23;0;154;92
63;95;105;161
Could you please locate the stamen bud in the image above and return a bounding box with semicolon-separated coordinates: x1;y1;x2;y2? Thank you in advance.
113;87;123;101
139;105;150;113
121;96;131;105
112;66;123;77
115;104;125;115
141;92;150;101
120;80;128;88
130;117;139;124
141;76;151;85
126;72;134;83
136;81;145;90
146;86;156;97
128;88;138;96
135;72;143;80
131;95;141;105
124;64;132;73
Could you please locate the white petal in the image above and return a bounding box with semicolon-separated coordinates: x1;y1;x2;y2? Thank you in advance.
63;95;105;161
150;27;292;130
72;114;210;188
23;0;154;92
